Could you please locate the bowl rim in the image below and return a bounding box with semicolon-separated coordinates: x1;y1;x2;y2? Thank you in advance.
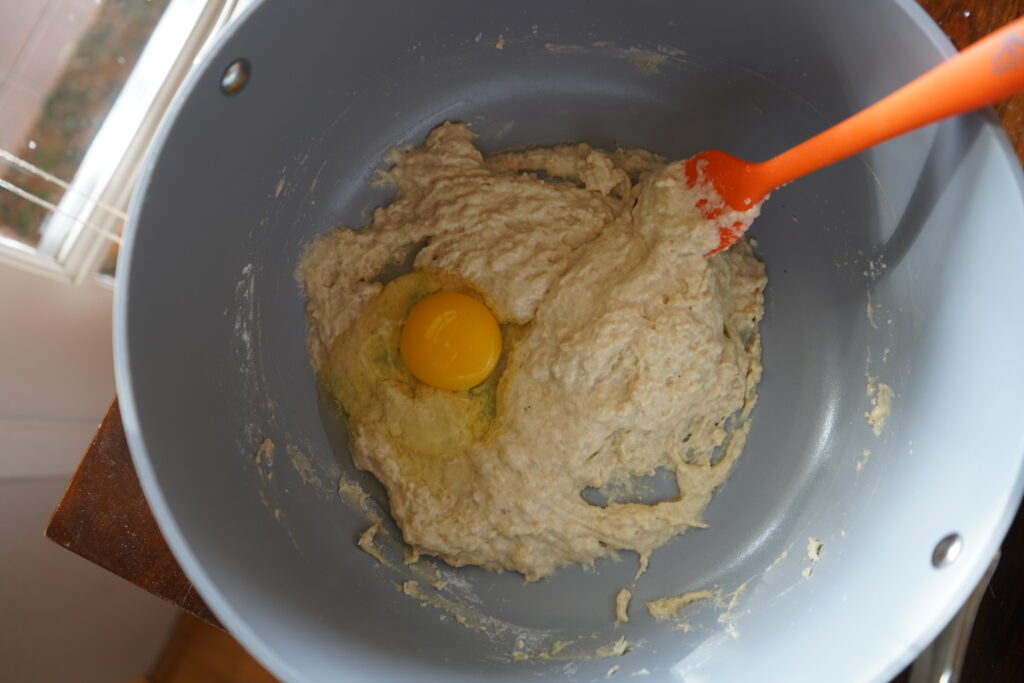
114;1;1024;681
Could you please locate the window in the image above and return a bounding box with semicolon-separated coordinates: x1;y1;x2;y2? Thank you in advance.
0;0;251;284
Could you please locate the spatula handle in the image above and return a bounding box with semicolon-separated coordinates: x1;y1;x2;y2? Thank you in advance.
761;16;1024;187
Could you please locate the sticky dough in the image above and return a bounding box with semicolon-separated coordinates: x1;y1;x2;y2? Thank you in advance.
299;122;766;580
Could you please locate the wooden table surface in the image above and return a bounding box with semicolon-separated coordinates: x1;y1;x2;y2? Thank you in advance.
46;1;1024;680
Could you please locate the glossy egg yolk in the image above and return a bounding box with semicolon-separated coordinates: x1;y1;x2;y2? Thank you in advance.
400;291;501;391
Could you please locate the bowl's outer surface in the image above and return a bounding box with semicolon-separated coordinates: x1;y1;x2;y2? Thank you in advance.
116;0;1024;681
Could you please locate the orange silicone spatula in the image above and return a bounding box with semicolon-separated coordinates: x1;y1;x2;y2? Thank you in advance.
685;15;1024;255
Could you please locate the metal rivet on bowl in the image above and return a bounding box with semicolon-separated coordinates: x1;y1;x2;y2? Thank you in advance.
220;59;250;96
932;533;962;568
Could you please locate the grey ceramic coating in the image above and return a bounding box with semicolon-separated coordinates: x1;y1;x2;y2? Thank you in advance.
115;1;1024;681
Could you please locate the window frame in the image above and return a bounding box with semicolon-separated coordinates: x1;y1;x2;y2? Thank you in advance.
0;0;247;285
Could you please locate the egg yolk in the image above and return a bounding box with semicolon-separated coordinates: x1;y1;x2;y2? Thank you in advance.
400;291;502;391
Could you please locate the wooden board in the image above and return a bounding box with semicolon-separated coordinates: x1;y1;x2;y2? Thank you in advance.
46;398;218;626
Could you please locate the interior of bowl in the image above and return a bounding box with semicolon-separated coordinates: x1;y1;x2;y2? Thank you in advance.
116;0;1024;681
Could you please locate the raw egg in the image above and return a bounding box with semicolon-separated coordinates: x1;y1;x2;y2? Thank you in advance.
400;290;501;391
322;271;505;492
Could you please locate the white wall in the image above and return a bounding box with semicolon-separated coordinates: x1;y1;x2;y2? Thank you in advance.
0;477;177;682
0;264;178;681
1;265;116;479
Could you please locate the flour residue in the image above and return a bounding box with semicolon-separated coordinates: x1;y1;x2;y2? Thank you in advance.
287;444;321;487
394;577;557;659
252;438;274;480
797;537;824;579
863;256;888;280
504;628;640;664
767;547;790;570
806;537;823;562
544;42;672;76
645;589;713;621
231;262;259;446
717;582;748;623
866;380;894;436
856;449;871;472
714;581;749;638
595;636;631;658
644;579;751;637
866;287;878;329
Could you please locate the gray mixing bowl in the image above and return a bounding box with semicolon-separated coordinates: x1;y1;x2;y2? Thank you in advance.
115;0;1024;681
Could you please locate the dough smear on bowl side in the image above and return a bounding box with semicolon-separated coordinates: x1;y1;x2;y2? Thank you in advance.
299;121;766;580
